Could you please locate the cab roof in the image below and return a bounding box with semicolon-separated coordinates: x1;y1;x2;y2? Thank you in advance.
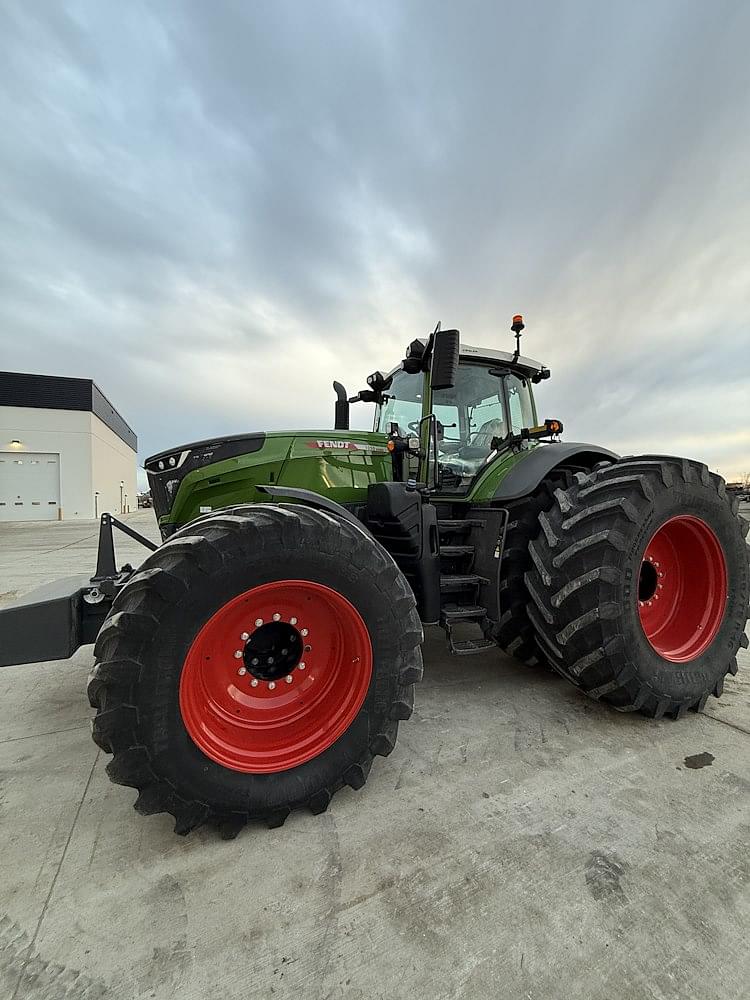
459;343;545;371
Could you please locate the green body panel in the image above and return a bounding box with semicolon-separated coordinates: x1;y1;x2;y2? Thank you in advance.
162;430;392;530
465;441;542;502
159;355;546;531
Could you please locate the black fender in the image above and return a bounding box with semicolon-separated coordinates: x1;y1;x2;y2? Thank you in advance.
492;442;618;502
255;485;369;534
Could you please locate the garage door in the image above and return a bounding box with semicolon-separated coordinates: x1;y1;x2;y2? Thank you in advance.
0;452;61;521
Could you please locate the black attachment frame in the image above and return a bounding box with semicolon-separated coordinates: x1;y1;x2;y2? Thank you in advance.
92;512;159;581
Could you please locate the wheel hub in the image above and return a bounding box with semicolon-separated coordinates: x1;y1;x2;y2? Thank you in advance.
243;622;303;681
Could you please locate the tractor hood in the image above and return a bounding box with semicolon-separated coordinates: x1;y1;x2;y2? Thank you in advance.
144;430;391;534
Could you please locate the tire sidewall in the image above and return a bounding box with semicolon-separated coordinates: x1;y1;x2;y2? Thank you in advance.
132;521;412;814
610;480;749;701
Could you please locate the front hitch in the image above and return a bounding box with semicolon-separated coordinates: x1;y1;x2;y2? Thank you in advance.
0;514;158;668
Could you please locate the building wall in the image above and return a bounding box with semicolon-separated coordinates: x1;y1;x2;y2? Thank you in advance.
1;406;92;518
90;413;138;516
0;405;137;519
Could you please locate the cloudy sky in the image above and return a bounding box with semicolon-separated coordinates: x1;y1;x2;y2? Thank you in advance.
1;1;749;484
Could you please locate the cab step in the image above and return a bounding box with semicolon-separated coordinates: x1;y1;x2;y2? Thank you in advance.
437;518;483;534
440;545;474;558
447;636;496;655
439;573;487;593
441;603;487;621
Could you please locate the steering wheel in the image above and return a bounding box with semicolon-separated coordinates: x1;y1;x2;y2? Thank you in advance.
407;421;421;433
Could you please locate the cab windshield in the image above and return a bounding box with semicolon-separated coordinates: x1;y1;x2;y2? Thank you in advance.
375;364;537;491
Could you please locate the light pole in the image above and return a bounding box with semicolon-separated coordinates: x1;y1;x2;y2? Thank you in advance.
120;480;124;514
94;491;100;518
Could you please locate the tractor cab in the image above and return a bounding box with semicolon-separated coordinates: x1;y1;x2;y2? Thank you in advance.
374;340;547;494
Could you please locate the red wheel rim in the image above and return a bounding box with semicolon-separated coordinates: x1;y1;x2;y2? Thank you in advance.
179;581;373;773
638;515;727;662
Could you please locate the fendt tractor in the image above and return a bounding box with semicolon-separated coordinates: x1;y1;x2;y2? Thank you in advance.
2;318;748;838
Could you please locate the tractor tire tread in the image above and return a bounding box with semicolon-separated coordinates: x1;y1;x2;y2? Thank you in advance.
524;456;749;717
88;503;423;836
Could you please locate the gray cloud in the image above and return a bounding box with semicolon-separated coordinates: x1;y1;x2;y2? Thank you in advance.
1;0;748;480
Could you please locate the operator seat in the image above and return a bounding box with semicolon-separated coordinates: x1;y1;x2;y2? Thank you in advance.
441;418;505;477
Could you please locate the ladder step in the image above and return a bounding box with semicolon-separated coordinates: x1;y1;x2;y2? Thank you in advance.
437;519;483;533
439;573;486;593
441;604;487;621
448;637;496;656
440;544;474;558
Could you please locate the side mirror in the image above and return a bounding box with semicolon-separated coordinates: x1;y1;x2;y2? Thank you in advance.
430;329;460;390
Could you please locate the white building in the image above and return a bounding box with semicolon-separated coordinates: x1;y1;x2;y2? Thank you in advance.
0;372;137;521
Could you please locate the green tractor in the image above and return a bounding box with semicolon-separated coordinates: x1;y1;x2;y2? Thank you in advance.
2;318;748;838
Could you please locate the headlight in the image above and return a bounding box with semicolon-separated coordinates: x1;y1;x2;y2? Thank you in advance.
148;450;189;474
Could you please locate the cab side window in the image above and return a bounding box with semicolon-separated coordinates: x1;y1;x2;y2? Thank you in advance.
506;375;535;433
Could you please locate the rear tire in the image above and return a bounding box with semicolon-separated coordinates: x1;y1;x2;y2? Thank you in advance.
525;457;749;718
87;504;423;836
486;469;575;664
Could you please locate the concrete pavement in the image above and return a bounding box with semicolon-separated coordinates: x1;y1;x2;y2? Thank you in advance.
0;510;748;1000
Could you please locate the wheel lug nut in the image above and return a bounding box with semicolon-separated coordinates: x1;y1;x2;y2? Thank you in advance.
252;657;259;666
301;628;309;637
273;613;281;621
255;618;263;627
268;681;276;690
251;678;259;687
299;662;306;670
267;657;274;664
238;667;246;675
281;648;288;655
285;675;293;683
290;617;297;625
241;632;249;641
234;650;243;659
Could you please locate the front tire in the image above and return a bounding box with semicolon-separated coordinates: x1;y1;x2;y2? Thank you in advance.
525;457;749;718
87;504;423;836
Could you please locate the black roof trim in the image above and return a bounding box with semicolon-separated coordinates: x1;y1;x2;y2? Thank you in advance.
0;371;137;451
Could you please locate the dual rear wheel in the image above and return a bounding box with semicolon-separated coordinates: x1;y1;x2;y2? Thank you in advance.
523;456;749;718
